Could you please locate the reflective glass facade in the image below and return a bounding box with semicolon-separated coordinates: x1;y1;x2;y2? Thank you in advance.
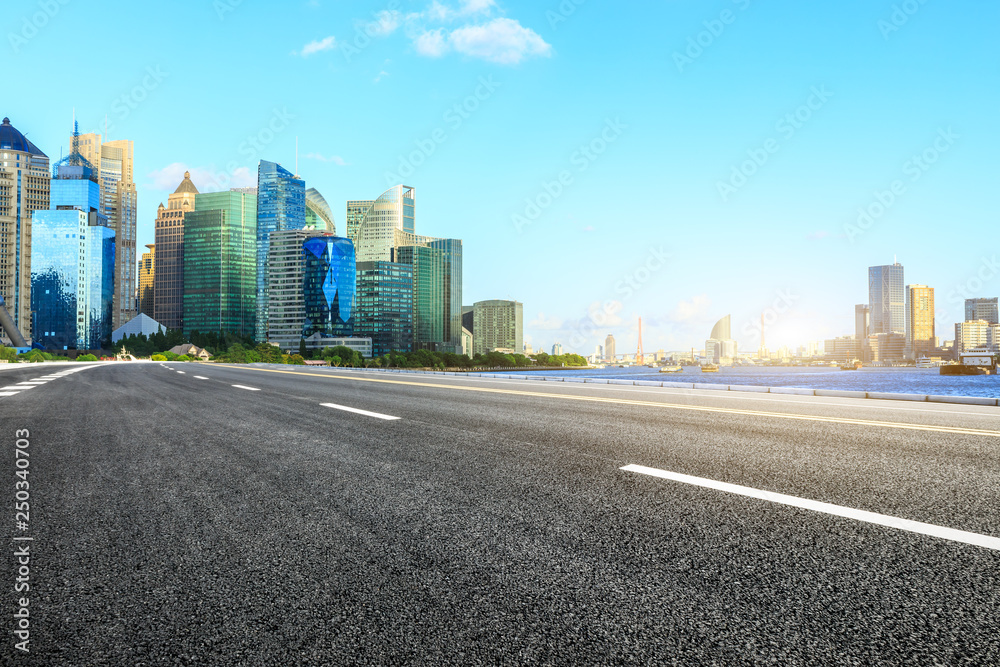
302;236;355;339
869;263;905;334
305;188;336;233
355;261;413;356
256;160;305;341
395;235;462;352
183;191;257;337
30;210;115;350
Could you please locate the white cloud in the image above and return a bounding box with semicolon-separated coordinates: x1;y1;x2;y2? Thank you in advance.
529;312;563;330
374;70;390;83
446;18;552;64
297;36;337;57
414;29;449;57
429;0;497;21
669;294;712;322
368;10;402;36
302;152;349;166
146;163;255;193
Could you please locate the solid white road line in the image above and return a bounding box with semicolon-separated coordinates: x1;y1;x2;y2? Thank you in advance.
194;376;209;380
320;402;401;421
231;384;260;391
621;464;1000;551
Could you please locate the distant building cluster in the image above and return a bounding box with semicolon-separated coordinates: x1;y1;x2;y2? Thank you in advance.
825;261;997;363
0;116;523;357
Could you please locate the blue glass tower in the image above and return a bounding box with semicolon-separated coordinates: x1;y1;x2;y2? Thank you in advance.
31;166;115;349
256;160;305;341
355;261;414;356
302;236;356;339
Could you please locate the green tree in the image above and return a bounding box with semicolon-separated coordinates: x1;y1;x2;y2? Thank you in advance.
299;338;307;358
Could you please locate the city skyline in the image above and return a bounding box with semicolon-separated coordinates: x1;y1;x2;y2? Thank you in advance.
6;0;998;354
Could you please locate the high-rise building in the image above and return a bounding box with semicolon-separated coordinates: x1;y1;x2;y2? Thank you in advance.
30;164;114;350
302;235;356;340
605;334;616;361
965;298;998;324
153;171;199;330
0;117;50;344
552;342;563;356
955;320;990;356
355;261;414;356
268;228;325;350
138;244;155;316
350;185;414;262
705;315;737;365
394;231;463;353
346;200;375;242
905;284;935;359
869;263;905;335
854;304;870;361
472;300;523;356
75;131;137;328
256;160;306;341
305;188;336;234
182;190;257;337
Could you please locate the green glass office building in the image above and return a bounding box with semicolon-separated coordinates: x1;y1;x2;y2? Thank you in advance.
394;234;462;353
355;261;413;356
183;190;257;337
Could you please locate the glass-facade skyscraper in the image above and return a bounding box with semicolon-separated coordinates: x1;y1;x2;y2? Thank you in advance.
302;236;356;339
267;228;324;350
394;233;462;353
472;300;523;356
351;185;414;263
869;263;905;335
965;297;998;324
305;188;336;234
256;160;305;341
182;190;257;337
30;166;115;350
355;261;413;356
75;132;137;329
905;284;935;359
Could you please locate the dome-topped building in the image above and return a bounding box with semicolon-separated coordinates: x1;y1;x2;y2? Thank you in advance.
0;117;50;346
0;117;47;157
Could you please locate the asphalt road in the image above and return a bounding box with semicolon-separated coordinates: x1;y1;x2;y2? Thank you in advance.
2;361;999;665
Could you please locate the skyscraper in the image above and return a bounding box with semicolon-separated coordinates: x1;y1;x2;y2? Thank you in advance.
869;263;905;334
965;298;998;324
355;261;414;356
138;244;155;316
0;117;50;344
305;188;336;233
705;315;737;364
350;185;414;262
182;190;257;337
473;300;523;356
394;231;463;353
75;131;137;328
153;171;199;330
268;228;325;350
855;304;870;361
256;160;305;341
345;200;375;242
605;334;616;361
905;285;935;359
30;164;115;350
302;235;356;339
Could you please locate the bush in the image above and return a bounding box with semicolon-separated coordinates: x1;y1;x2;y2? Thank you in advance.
151;354;167;361
175;354;192;362
0;347;16;362
76;353;99;361
288;354;305;365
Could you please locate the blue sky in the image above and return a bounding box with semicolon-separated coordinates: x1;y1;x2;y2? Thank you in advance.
7;0;998;354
